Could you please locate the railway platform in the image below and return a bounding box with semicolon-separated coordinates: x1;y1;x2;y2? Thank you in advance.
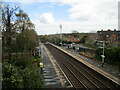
62;46;120;82
50;43;120;86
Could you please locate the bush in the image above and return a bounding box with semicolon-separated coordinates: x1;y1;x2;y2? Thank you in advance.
95;47;120;64
2;62;23;88
2;62;45;88
21;67;44;88
12;54;34;69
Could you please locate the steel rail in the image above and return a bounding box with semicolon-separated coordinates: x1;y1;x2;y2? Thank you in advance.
45;44;119;89
48;44;88;89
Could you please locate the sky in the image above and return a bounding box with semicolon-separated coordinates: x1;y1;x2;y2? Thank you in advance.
3;0;120;35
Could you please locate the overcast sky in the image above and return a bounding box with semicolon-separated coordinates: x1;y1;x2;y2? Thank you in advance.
4;0;120;35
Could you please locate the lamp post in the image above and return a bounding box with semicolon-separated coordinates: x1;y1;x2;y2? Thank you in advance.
99;41;105;67
53;37;56;44
60;24;62;46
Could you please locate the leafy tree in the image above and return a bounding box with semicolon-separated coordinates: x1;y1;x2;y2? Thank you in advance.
2;3;44;89
15;9;30;33
80;34;88;43
15;9;38;52
2;3;19;62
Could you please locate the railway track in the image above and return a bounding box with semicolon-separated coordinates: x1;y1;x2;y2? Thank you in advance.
45;43;120;89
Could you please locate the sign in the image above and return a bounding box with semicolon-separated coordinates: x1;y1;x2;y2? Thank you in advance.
101;55;105;58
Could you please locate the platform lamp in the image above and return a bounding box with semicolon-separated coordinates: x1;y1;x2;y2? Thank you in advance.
60;24;62;46
99;41;105;67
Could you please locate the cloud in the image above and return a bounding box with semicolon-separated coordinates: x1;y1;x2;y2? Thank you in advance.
30;0;119;35
4;0;35;5
4;0;119;35
4;0;61;4
32;18;117;35
67;1;118;22
32;19;59;35
31;0;118;35
40;12;55;24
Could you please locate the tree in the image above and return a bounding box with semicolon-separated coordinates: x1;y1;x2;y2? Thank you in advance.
80;34;88;43
71;30;79;38
16;29;38;52
2;3;19;62
15;9;30;33
15;10;38;52
2;3;38;60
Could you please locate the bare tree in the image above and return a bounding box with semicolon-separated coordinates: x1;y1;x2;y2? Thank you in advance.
71;30;80;38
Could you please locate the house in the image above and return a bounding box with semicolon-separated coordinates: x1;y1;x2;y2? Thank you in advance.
97;29;120;44
85;33;98;44
67;37;80;43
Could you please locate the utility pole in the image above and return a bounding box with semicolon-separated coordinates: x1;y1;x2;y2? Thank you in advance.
60;24;62;46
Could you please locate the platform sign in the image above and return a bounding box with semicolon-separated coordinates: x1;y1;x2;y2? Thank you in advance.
101;55;105;58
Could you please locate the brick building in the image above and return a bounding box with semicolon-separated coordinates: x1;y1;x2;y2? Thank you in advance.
67;37;80;43
97;29;120;44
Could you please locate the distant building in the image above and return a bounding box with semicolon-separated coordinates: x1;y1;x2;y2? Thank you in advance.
97;29;120;44
85;33;97;44
67;37;80;43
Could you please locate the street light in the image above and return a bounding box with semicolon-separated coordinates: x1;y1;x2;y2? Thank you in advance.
53;38;56;44
60;24;62;46
99;41;105;67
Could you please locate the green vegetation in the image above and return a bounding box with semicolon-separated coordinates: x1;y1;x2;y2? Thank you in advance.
95;47;120;69
82;43;97;49
2;3;45;88
2;50;45;89
71;30;80;38
80;34;88;43
39;35;68;45
39;33;90;45
39;33;120;69
2;57;45;88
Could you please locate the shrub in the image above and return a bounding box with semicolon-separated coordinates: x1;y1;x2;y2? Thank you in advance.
2;62;23;88
21;67;44;88
95;47;120;64
13;54;33;68
2;62;45;88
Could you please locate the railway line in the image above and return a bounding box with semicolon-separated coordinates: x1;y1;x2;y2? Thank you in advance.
45;43;119;89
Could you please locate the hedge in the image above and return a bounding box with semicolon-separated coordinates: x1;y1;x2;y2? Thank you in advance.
95;47;120;64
